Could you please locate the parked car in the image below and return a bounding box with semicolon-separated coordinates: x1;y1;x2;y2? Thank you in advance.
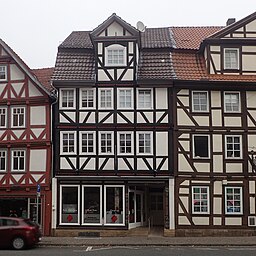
0;217;41;250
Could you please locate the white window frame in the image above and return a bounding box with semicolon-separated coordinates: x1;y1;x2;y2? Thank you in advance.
0;107;7;128
59;185;80;225
137;89;153;109
224;92;240;113
79;131;95;155
225;135;242;159
225;187;243;214
118;132;133;155
104;185;125;226
59;89;76;110
0;65;7;81
99;131;114;155
224;48;239;70
192;134;210;159
0;150;7;172
137;132;153;155
82;185;102;226
98;88;113;109
60;131;77;155
80;88;95;109
192;91;209;112
105;44;126;66
192;186;210;214
11;106;25;128
11;149;26;172
117;88;133;109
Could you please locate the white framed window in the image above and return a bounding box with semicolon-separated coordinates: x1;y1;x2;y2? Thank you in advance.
118;132;133;154
99;132;113;154
0;150;7;171
60;89;75;109
192;135;210;158
80;132;95;154
0;108;7;128
105;44;126;66
0;65;7;80
192;91;208;112
60;185;80;225
11;149;25;172
118;88;133;109
60;131;76;154
82;185;102;225
192;186;209;214
224;92;240;112
99;88;113;109
80;89;95;109
11;107;25;128
137;89;152;109
225;135;242;159
224;48;239;70
104;185;125;225
225;187;243;214
137;132;152;154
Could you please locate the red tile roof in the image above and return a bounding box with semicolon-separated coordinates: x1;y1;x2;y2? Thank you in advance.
172;52;256;82
170;26;223;49
32;68;55;91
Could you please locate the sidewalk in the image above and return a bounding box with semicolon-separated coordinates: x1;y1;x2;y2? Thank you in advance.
40;236;256;247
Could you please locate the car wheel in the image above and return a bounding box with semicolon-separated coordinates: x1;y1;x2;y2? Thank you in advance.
12;237;25;250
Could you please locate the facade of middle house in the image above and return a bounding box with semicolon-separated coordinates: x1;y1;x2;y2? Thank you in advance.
51;14;175;235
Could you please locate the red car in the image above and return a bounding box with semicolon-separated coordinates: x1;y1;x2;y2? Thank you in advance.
0;217;41;250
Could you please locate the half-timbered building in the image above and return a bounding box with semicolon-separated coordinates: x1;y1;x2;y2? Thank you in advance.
51;14;174;236
173;12;256;236
0;39;56;235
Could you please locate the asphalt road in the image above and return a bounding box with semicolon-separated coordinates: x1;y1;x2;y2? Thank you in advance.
1;246;256;256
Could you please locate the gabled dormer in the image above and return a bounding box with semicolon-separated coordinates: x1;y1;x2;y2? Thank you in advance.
90;13;140;83
201;11;256;75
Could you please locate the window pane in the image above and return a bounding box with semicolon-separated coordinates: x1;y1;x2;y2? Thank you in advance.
83;187;101;224
61;187;79;223
194;136;209;158
106;187;124;224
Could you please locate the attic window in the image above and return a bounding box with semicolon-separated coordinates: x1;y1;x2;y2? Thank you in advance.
224;48;239;70
0;65;7;80
105;44;126;66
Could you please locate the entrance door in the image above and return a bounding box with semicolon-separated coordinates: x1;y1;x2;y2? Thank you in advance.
149;193;164;226
129;190;143;228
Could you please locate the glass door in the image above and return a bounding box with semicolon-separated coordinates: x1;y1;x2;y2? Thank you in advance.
129;190;143;228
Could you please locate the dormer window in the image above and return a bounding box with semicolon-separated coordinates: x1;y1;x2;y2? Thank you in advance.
224;48;239;70
0;65;7;80
105;44;126;66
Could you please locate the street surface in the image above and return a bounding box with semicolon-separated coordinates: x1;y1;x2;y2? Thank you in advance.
1;246;256;256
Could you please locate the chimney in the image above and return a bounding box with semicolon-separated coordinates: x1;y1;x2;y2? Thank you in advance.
226;18;236;26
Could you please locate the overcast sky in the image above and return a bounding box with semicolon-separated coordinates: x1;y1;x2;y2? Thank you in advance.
1;0;255;68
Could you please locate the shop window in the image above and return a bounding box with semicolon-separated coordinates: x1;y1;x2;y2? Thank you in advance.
60;186;80;225
105;186;124;225
82;186;102;225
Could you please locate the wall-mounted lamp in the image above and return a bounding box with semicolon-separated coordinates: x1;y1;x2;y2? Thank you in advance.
251;150;256;173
